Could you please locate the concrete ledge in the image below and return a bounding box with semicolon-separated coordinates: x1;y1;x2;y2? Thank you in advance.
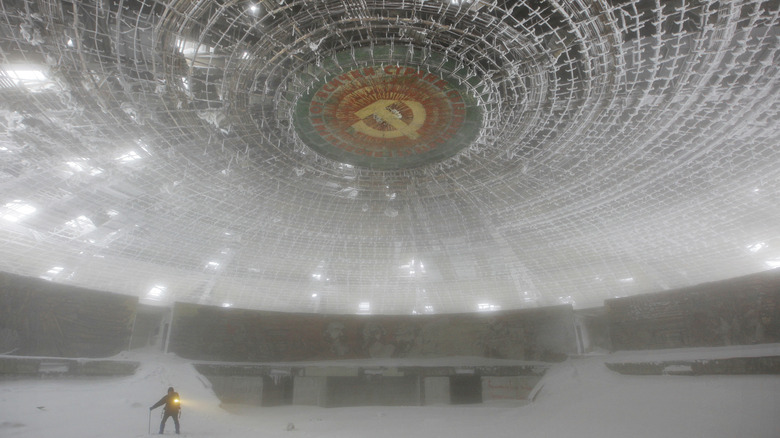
76;360;140;376
0;356;140;377
0;357;40;374
605;356;780;375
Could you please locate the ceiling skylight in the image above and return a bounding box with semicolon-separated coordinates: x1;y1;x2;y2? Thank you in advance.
63;215;97;237
39;266;64;281
478;303;501;312
2;200;36;223
116;151;142;163
1;65;57;92
145;285;167;301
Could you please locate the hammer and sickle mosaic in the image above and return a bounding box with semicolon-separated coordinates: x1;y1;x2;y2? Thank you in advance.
351;99;426;140
294;61;480;170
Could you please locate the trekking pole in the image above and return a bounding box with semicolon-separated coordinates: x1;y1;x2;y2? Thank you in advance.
148;409;151;435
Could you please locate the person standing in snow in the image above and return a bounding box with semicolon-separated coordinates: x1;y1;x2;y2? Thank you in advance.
150;386;181;434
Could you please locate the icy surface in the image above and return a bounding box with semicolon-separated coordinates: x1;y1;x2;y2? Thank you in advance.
2;346;779;438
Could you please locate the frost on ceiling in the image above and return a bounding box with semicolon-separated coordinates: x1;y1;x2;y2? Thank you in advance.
0;0;778;314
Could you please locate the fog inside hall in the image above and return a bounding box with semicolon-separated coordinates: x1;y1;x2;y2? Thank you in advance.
1;0;780;437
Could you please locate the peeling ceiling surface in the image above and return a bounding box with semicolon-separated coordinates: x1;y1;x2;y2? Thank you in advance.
0;0;778;314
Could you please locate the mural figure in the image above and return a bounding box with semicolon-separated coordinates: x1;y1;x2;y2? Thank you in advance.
392;324;420;357
323;321;350;356
362;322;395;358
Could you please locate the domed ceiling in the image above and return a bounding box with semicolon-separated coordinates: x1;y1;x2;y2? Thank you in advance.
0;0;778;314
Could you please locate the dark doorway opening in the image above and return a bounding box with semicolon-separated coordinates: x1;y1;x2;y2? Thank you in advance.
262;376;294;406
450;375;482;404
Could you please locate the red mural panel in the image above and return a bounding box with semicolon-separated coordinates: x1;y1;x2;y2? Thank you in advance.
308;66;466;159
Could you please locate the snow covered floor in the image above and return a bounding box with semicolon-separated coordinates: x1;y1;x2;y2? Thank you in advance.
2;347;779;438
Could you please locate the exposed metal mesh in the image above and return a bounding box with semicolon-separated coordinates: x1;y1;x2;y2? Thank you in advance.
0;0;778;314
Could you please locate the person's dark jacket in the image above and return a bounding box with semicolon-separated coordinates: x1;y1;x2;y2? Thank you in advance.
151;391;181;414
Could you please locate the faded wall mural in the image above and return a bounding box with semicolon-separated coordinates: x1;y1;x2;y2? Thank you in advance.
606;269;780;351
168;303;576;363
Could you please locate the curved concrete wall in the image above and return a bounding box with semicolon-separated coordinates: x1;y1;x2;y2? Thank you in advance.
0;272;136;358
